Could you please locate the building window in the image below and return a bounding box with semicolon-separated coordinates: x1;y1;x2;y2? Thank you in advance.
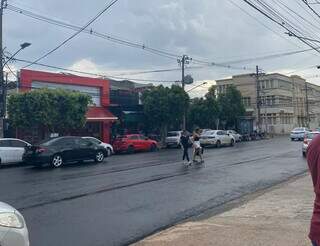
242;97;251;107
270;80;274;88
32;81;101;106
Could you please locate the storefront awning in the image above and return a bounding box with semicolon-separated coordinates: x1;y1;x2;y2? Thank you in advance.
86;107;118;121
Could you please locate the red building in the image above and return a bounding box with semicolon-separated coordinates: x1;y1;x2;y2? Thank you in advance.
18;69;117;143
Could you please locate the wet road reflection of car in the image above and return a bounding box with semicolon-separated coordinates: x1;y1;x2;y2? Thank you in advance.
23;136;107;168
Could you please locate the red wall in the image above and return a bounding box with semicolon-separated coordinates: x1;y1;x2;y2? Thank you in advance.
19;69;110;106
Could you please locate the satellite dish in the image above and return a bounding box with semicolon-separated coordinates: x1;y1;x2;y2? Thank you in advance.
184;75;194;85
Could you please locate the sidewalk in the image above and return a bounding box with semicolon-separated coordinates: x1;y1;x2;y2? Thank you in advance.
134;174;314;246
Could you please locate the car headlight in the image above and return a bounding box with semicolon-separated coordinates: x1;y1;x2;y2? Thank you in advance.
0;212;24;228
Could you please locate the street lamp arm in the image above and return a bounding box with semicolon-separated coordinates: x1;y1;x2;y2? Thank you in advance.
2;42;31;68
186;82;208;93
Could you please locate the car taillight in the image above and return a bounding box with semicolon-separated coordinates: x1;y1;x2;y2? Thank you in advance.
36;148;46;153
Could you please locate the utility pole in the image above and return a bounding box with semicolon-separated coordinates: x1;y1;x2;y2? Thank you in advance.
305;82;310;128
178;55;192;130
255;65;261;133
0;0;7;138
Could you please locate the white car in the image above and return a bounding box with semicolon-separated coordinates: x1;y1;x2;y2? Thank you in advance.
0;138;31;166
227;130;242;142
200;130;235;148
290;127;309;141
0;201;29;246
302;131;320;157
82;137;114;157
165;131;182;148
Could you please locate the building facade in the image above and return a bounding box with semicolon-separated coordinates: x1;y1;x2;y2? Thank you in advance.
18;69;117;143
109;79;152;135
216;73;320;134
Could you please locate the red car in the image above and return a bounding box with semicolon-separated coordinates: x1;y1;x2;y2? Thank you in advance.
112;134;158;153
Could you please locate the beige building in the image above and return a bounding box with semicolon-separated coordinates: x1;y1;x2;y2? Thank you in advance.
216;73;320;134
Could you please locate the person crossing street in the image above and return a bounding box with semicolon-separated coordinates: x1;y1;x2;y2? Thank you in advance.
180;130;191;166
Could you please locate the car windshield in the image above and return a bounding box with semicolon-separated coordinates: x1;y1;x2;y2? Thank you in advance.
167;132;179;137
39;138;64;146
202;130;217;136
293;128;304;131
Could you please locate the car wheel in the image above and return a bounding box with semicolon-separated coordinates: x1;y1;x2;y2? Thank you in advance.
127;145;135;154
51;154;63;168
291;138;294;141
230;139;235;147
150;144;157;152
95;151;105;163
216;140;221;148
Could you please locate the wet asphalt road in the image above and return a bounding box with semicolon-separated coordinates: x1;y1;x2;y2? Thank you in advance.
0;137;307;246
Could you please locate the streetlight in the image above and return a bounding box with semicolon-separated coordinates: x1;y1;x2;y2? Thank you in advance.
0;42;31;137
3;42;31;67
186;81;208;93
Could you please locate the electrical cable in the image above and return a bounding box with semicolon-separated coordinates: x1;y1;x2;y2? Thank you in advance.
21;0;120;68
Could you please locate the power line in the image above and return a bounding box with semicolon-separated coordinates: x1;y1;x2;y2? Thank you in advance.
227;0;303;49
3;3;255;71
242;0;320;56
21;0;120;68
7;56;178;83
6;3;180;61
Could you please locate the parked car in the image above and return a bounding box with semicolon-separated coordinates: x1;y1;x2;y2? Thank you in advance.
112;134;158;153
201;129;212;134
82;137;113;157
290;127;309;141
227;130;242;142
165;131;182;148
23;136;107;168
0;201;29;246
0;138;31;166
200;130;235;148
302;131;320;157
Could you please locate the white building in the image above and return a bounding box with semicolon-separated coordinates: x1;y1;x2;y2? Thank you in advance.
216;73;320;134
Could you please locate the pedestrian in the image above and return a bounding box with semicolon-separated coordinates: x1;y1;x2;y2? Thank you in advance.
180;130;191;166
306;134;320;246
192;128;204;164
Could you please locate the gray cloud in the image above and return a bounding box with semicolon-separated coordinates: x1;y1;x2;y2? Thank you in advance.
4;0;320;94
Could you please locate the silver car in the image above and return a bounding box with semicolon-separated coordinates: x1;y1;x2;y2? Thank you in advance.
0;202;29;246
290;127;309;141
165;131;182;148
200;130;235;148
227;130;242;142
302;131;320;157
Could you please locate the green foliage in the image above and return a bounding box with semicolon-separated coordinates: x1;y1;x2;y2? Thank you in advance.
141;84;189;143
7;88;91;133
188;85;219;130
217;85;245;129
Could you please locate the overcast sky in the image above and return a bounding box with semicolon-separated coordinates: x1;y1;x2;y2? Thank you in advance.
4;0;320;96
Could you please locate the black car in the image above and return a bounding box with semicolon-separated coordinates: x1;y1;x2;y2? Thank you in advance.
23;136;107;168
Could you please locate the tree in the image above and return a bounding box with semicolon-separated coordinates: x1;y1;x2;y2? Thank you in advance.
188;85;219;130
7;88;91;140
217;85;245;129
141;84;189;143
